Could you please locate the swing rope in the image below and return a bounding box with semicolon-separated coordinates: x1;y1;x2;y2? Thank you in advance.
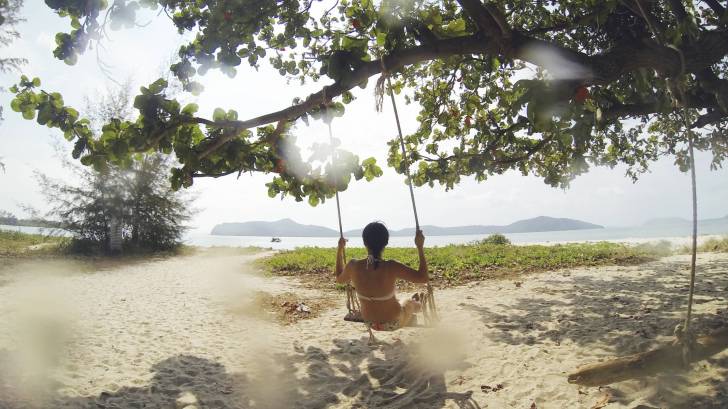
380;59;439;325
385;76;420;230
634;0;699;357
682;108;699;337
323;92;361;318
326;59;440;327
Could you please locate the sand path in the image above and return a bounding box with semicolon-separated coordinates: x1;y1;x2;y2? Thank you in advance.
1;250;728;408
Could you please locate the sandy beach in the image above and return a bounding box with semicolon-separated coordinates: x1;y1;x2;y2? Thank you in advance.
1;249;728;409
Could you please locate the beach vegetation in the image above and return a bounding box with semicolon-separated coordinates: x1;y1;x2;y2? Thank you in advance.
261;241;658;289
476;233;511;246
0;230;66;257
698;237;728;253
679;236;728;254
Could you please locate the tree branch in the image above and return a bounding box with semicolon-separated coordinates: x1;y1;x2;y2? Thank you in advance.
602;90;720;124
666;0;690;24
184;26;728;160
704;0;726;16
692;109;724;128
626;0;668;42
525;10;601;35
695;68;728;111
196;35;493;159
425;134;555;165
456;0;511;39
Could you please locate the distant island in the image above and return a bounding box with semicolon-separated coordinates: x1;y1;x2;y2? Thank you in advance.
0;211;60;229
210;216;604;237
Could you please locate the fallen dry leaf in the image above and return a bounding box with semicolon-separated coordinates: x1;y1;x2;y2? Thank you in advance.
591;391;614;409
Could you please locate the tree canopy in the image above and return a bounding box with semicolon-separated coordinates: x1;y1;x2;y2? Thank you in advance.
10;0;728;205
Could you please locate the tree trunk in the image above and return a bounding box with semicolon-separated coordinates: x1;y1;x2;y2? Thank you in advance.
567;328;728;386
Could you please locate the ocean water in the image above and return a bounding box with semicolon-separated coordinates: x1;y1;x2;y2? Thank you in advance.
183;218;728;250
0;225;72;237
4;219;728;250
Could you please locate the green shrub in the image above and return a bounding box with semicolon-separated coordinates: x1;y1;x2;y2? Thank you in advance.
699;237;728;252
477;233;511;245
0;230;66;257
634;240;673;257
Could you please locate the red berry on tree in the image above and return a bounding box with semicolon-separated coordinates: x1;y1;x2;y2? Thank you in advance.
223;11;232;21
465;116;472;127
574;86;589;103
352;19;361;30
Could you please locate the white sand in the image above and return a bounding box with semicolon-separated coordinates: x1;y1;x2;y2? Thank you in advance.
1;250;728;408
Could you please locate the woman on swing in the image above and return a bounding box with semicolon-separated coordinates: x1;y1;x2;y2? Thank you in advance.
334;222;428;331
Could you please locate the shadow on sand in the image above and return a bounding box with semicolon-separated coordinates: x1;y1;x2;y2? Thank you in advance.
461;257;728;408
1;336;479;409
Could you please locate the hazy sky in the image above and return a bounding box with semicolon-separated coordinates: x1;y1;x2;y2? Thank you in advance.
1;3;726;234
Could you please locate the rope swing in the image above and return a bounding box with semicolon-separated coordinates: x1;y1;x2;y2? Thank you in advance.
323;94;361;319
378;59;439;325
327;58;439;327
566;3;724;385
634;0;700;356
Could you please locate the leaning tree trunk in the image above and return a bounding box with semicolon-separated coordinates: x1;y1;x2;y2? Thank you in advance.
568;328;728;386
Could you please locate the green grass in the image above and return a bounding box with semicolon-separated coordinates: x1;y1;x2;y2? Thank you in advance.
0;230;67;257
260;241;658;288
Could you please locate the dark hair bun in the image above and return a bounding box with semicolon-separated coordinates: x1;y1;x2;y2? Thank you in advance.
362;221;389;262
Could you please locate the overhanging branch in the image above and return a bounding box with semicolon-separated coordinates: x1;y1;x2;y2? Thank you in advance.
186;25;728;160
704;0;726;16
456;0;511;39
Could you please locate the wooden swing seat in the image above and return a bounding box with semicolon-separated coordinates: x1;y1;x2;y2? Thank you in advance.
342;310;429;328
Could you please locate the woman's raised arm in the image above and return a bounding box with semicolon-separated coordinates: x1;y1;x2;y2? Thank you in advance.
394;230;428;283
334;237;351;283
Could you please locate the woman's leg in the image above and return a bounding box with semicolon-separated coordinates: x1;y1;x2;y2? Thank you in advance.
399;294;422;326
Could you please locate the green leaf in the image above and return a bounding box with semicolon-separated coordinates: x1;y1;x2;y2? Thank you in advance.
148;78;167;94
22;110;35;120
37;106;53;125
64;54;78;65
376;32;386;46
445;18;466;34
182;103;199;115
213;108;226;122
186;82;204;96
